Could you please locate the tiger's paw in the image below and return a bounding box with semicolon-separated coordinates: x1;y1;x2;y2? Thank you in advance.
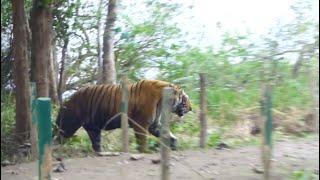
170;138;178;151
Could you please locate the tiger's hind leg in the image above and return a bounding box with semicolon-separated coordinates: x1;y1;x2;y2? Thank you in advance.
83;124;102;152
132;125;148;153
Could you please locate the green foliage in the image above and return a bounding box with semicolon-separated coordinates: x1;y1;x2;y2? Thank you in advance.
1;93;17;161
1;0;318;161
290;169;318;180
171;116;200;135
115;0;185;80
1;0;12;29
147;136;159;152
164;46;313;125
64;133;92;150
35;0;53;9
1;93;15;136
207;133;221;148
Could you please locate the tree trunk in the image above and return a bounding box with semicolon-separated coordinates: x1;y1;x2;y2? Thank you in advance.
52;41;59;89
48;31;59;104
102;0;117;84
96;0;103;84
30;2;52;97
57;38;69;104
11;0;31;142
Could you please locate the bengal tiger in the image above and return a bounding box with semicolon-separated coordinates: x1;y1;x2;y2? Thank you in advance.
55;80;192;153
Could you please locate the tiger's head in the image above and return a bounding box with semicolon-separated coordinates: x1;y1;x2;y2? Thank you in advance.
171;85;192;117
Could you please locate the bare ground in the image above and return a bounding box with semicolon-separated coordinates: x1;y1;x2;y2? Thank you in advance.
1;137;319;180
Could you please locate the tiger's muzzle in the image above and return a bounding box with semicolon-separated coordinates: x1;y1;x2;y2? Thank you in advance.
174;99;192;117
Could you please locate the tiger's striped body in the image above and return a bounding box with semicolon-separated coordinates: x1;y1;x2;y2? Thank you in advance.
56;80;191;152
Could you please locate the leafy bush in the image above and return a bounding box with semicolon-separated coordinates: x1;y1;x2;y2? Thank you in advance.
290;169;318;180
207;132;221;148
1;93;18;161
1;93;15;136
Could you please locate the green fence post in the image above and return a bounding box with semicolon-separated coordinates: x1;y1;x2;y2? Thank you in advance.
261;85;273;180
36;97;52;180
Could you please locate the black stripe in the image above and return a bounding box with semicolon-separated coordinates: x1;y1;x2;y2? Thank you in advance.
134;81;141;99
131;83;138;112
114;85;120;113
89;85;100;121
130;83;137;105
109;85;118;115
82;86;93;119
152;81;158;86
106;85;116;115
138;80;145;97
93;86;106;123
98;85;109;107
130;83;134;98
102;85;112;119
91;85;107;121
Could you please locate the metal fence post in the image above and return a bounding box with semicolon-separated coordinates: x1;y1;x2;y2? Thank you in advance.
261;85;273;180
36;97;52;180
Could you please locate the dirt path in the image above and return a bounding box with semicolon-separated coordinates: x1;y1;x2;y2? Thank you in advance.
2;137;319;180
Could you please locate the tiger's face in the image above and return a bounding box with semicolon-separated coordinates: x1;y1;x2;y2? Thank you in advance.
172;89;192;117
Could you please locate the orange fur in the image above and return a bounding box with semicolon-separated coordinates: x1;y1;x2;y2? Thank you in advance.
56;80;190;152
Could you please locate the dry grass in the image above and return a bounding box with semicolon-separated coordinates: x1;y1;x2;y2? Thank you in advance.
221;107;316;139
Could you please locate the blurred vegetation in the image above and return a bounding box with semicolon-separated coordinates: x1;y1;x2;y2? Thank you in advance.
1;93;17;161
1;0;319;163
290;169;318;180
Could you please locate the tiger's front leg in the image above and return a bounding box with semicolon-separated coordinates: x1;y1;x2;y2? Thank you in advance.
169;132;178;150
148;123;178;150
133;125;148;153
83;124;102;152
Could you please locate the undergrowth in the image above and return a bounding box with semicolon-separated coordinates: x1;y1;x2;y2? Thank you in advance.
1;72;317;164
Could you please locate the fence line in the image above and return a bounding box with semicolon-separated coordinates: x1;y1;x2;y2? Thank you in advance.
120;76;129;153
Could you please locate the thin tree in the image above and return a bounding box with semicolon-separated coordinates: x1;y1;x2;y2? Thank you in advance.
101;0;117;84
57;37;68;104
30;0;53;97
53;2;71;104
48;30;59;104
11;0;31;142
96;0;104;84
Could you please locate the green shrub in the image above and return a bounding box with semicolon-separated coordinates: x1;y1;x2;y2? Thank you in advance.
1;93;17;161
290;169;318;180
207;132;221;148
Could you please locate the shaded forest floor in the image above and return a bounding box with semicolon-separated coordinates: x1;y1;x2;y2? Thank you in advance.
1;136;319;180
